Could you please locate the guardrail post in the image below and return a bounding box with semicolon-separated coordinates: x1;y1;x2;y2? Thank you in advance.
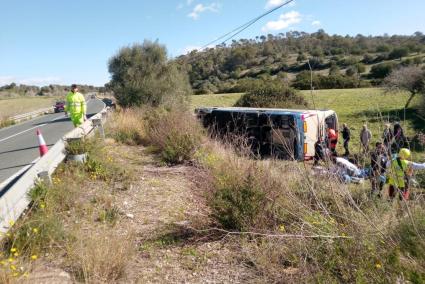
92;118;105;140
37;171;52;186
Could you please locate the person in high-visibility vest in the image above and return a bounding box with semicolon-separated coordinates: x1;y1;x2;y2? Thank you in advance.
387;148;425;200
65;84;87;127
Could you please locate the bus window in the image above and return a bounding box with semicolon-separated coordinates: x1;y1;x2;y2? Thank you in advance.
325;114;338;131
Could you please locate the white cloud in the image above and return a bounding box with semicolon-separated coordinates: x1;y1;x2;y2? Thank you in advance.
0;76;15;86
311;20;321;26
261;11;301;32
188;3;220;20
0;76;62;87
265;0;295;9
20;77;62;86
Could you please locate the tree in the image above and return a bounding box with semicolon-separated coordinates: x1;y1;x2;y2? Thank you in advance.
108;41;191;107
345;66;356;77
235;83;308;109
355;63;366;73
384;66;425;109
388;47;409;60
297;53;306;62
329;63;340;75
369;62;396;79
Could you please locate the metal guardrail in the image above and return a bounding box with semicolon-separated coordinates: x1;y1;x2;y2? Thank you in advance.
10;107;54;123
0;106;108;234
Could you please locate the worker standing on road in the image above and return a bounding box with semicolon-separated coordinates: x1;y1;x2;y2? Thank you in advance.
341;123;351;156
387;148;425;200
65;84;87;127
360;125;372;154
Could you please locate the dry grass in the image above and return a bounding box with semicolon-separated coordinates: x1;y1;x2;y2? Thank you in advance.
146;109;204;164
195;138;425;282
0;97;56;118
66;230;134;283
106;108;147;145
2;105;424;283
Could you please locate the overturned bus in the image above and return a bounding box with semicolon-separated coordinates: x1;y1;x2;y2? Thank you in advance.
195;107;338;161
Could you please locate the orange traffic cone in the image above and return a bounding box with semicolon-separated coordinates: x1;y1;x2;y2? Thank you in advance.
36;129;48;156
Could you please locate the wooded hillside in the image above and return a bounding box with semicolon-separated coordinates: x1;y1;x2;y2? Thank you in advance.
177;30;425;94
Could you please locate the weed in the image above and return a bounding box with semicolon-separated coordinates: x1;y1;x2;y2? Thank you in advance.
0;118;15;129
97;206;120;226
85;157;107;180
27;182;48;203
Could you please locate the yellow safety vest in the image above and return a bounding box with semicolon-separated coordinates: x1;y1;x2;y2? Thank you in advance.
388;158;409;188
65;92;87;115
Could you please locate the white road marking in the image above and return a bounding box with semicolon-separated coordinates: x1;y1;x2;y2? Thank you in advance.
0;124;47;143
0;99;95;143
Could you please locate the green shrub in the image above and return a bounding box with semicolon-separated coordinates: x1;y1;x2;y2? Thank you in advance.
212;171;266;231
369;62;397;79
65;139;88;155
234;83;308;109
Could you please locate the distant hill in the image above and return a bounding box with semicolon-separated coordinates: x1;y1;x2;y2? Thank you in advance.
0;83;105;98
176;30;425;94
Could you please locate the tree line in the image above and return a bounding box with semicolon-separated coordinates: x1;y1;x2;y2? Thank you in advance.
176;30;425;94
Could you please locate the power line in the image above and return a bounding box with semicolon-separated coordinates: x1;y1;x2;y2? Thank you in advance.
201;0;295;49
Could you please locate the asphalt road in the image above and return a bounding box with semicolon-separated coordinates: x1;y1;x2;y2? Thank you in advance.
0;98;104;185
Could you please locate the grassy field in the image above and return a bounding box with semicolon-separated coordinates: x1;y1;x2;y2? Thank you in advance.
0;97;57;118
191;88;425;157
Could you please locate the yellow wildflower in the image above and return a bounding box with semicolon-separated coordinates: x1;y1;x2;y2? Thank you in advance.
375;263;382;269
23;272;29;278
8;258;14;263
31;255;38;260
40;203;45;209
10;248;17;253
12;272;19;277
0;260;6;265
13;252;19;257
279;225;285;232
9;220;14;226
10;264;16;270
33;228;39;234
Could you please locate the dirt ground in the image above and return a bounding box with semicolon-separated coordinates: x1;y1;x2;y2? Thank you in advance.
25;142;255;283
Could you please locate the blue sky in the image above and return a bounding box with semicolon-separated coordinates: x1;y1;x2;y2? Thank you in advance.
1;0;424;87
